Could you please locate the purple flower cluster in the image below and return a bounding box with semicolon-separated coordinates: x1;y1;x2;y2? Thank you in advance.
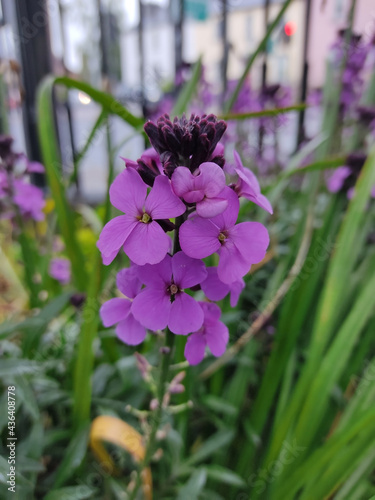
98;114;271;365
0;135;45;222
331;30;372;115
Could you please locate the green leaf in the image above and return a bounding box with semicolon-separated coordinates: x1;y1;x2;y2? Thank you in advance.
22;292;73;355
220;104;306;121
177;469;207;500
44;486;96;500
53;76;143;129
72;250;103;428
172;57;202;116
280;155;345;179
37;77;88;291
184;430;234;467
0;359;44;378
52;424;90;488
263;146;375;468
204;465;246;488
202;395;237;417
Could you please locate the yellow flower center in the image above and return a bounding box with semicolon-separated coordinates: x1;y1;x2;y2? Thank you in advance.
218;232;227;243
140;213;151;223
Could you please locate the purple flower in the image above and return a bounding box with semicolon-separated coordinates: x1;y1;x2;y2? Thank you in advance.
100;267;146;345
49;258;71;285
184;302;229;365
26;161;45;174
179;188;269;284
97;168;186;266
327;166;351;193
123;148;163;187
13;179;45;221
227;151;273;214
131;252;207;335
171;162;227;218
201;267;245;307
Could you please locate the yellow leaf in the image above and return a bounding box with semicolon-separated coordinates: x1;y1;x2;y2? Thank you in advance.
90;415;152;499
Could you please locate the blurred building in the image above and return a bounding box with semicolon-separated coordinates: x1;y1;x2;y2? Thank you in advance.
120;0;306;97
308;0;375;88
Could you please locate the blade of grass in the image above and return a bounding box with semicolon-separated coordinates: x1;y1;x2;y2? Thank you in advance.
263;144;375;473
37;77;88;291
293;263;375;450
172;57;202;116
224;0;294;113
70;109;107;184
219;104;306;121
53;76;144;129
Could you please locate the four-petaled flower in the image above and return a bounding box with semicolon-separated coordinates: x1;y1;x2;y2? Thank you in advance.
184;302;229;365
132;252;207;335
179;187;269;284
100;267;146;345
171;162;228;218
97;168;186;265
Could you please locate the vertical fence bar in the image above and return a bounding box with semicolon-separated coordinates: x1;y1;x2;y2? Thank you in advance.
296;0;312;147
221;0;228;100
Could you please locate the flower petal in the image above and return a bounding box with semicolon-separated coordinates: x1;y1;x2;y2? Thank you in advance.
145;175;186;219
231;221;269;264
169;293;204;335
229;279;245;307
97;215;137;265
205;320;229;358
137;254;172;288
179;217;220;259
327;166;351;193
209;187;239;229
218;240;250;283
196;162;226;198
116;314;147;345
100;298;131;327
200;301;222;322
184;333;206;365
123;220;172;265
132;288;170;331
196;196;228;218
116;267;142;298
234;150;260;195
172;252;207;289
201;267;230;302
110;168;147;216
171;167;197;199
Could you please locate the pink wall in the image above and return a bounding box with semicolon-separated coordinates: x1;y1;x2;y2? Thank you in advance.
308;0;375;88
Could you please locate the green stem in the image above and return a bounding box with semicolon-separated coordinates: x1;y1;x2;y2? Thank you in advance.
129;330;175;500
16;214;41;308
129;212;187;499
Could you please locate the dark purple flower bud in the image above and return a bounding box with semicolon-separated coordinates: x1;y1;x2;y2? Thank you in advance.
70;293;86;308
144;113;227;177
346;152;367;173
0;135;14;159
357;106;375;126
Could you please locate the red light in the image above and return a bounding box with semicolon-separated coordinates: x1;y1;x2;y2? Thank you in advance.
284;21;296;37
